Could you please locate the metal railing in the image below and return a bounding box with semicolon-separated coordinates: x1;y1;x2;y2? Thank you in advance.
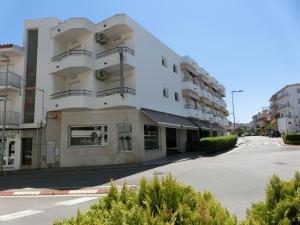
96;87;136;97
0;111;20;125
50;90;93;99
278;103;290;110
0;72;21;88
96;47;135;58
184;104;200;110
51;49;93;61
277;92;289;100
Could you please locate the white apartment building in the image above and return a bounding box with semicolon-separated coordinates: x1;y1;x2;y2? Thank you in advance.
269;83;300;134
0;14;229;170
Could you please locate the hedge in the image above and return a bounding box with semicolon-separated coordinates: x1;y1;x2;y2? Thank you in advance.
282;134;300;145
198;135;238;154
54;174;238;225
243;172;300;225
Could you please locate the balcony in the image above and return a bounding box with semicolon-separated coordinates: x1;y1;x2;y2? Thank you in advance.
185;104;204;119
182;77;199;93
182;89;198;100
95;87;136;108
0;111;20;126
0;72;21;92
278;103;290;111
49;90;93;111
277;92;289;100
96;14;133;39
50;50;94;76
51;18;94;41
96;47;135;72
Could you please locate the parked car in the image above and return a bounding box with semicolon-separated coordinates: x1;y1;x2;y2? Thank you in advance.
268;131;281;138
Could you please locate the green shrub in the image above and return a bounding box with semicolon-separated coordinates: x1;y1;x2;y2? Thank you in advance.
282;134;300;145
54;174;238;225
198;135;238;154
242;172;300;225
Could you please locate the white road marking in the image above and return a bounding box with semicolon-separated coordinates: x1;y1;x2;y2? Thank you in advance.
13;191;41;196
0;210;43;221
56;197;98;206
69;189;98;195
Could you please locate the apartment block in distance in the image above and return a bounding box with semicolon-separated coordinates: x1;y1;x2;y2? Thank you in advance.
269;83;300;134
0;14;229;170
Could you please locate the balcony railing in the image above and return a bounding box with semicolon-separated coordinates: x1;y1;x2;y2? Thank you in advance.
0;111;20;125
277;92;289;100
50;90;93;99
96;47;135;58
278;103;290;110
96;87;136;97
184;104;200;110
0;72;21;89
51;49;93;61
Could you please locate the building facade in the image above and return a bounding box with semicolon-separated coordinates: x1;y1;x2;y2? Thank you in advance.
269;83;300;134
0;14;229;170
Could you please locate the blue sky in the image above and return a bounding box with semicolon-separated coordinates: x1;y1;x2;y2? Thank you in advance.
1;0;299;123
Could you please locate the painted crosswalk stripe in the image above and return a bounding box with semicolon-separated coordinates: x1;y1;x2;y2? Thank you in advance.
0;210;43;221
56;197;98;206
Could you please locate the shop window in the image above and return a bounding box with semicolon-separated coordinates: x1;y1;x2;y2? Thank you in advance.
69;125;107;146
144;125;159;150
117;123;132;151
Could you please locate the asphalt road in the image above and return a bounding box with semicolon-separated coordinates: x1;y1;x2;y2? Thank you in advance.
0;136;299;224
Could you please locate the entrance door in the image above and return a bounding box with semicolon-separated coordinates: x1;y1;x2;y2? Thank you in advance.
1;140;15;168
22;138;32;166
166;128;178;155
187;130;199;152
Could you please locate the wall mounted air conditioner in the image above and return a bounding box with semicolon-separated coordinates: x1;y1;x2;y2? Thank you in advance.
95;33;107;45
95;70;110;81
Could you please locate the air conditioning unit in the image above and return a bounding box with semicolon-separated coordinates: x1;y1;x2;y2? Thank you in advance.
95;32;107;45
95;70;109;81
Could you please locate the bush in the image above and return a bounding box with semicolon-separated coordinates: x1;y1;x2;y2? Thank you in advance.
242;172;300;225
54;174;238;225
282;134;300;145
198;135;238;154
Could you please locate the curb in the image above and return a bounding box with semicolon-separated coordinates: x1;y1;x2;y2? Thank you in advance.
0;185;137;197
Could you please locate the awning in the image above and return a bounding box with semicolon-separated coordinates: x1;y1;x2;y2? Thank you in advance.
190;119;225;131
141;108;198;130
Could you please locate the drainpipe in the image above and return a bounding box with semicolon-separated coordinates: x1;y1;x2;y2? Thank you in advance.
119;48;124;98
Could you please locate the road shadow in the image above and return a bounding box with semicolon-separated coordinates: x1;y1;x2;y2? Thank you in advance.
0;152;206;191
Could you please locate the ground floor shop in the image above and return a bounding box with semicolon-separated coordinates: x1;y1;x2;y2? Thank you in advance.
2;108;226;170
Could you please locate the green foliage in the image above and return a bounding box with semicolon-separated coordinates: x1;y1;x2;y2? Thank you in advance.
243;172;300;225
199;135;238;154
54;174;238;225
282;134;300;145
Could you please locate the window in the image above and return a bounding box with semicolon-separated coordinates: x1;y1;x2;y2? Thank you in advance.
144;125;159;150
173;64;178;73
117;123;132;151
297;88;300;93
69;125;107;146
175;92;179;101
298;99;300;104
161;57;167;67
163;88;169;98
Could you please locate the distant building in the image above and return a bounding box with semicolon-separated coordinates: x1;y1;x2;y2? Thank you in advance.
251;110;271;133
269;83;300;134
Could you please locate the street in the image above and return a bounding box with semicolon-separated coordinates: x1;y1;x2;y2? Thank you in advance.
0;136;300;224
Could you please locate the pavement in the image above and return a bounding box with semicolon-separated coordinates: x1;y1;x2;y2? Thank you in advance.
0;136;299;224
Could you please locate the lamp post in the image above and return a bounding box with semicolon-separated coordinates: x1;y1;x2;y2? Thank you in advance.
0;53;9;174
231;90;243;134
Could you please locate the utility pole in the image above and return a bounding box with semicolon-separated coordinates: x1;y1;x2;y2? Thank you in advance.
0;54;9;174
231;90;243;134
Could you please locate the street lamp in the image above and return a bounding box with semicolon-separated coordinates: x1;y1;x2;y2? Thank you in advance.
231;90;243;134
0;53;9;174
